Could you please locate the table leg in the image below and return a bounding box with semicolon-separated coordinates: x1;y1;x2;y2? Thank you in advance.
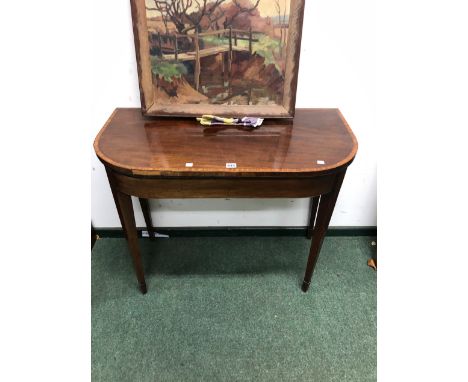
139;198;156;241
302;171;346;292
114;191;148;294
306;196;320;239
106;168;128;240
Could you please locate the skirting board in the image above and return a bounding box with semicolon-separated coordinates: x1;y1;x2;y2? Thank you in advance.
94;226;377;238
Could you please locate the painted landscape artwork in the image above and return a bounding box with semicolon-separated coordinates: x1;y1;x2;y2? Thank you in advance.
145;0;291;107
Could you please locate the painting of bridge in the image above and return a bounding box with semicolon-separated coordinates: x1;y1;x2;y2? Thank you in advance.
145;0;291;106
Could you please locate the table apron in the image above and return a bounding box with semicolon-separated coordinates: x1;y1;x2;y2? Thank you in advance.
109;170;338;198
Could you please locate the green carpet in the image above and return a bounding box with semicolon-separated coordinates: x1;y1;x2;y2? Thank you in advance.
92;236;376;382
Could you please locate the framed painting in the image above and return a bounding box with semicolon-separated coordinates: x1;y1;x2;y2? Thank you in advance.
130;0;305;117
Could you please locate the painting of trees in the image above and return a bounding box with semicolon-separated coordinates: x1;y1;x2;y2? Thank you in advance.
146;0;226;34
146;0;261;34
141;0;293;108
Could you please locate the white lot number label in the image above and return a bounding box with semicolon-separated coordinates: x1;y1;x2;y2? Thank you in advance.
226;163;237;169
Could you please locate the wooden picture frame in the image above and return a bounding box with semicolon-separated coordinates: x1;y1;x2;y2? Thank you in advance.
130;0;305;118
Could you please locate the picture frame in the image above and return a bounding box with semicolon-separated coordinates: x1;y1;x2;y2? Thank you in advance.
130;0;305;118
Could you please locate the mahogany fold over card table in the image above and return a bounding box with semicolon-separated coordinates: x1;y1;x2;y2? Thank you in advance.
94;108;358;294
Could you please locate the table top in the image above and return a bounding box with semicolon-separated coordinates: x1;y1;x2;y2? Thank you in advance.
94;108;357;177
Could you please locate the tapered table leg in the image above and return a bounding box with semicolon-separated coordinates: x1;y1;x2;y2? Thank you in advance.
302;171;346;292
106;168;128;240
139;198;156;241
307;196;320;239
114;191;147;294
107;168;147;293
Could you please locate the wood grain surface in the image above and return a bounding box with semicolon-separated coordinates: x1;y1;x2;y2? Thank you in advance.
108;171;337;199
94;108;357;177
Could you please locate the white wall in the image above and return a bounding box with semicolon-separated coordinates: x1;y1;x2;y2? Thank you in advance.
91;0;376;228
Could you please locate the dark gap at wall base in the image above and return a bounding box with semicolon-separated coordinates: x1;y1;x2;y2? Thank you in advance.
95;226;377;239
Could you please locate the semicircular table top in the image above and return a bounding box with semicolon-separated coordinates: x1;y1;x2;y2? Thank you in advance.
94;108;357;177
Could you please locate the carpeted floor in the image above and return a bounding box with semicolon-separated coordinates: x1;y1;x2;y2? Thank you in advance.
92;236;376;382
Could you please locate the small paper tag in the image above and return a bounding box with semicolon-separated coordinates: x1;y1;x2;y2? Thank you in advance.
226;163;237;169
185;162;193;167
317;160;325;165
